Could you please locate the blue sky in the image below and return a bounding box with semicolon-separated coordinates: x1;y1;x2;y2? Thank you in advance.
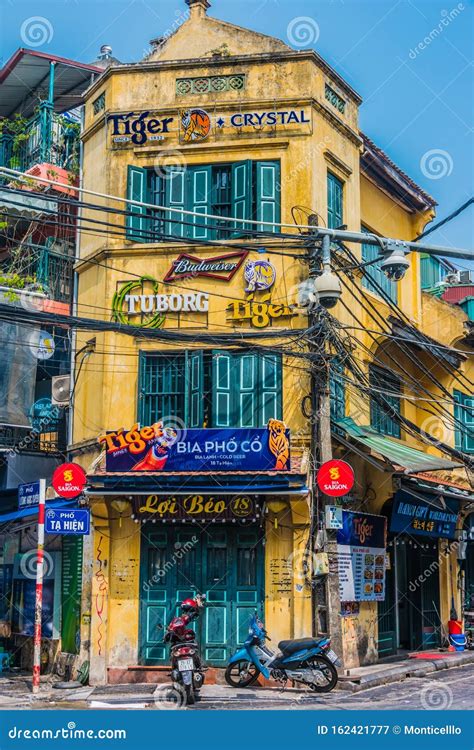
1;0;473;267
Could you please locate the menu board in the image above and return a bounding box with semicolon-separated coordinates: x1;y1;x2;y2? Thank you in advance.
337;511;387;602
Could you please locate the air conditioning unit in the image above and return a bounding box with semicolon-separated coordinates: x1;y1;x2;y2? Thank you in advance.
459;270;474;284
51;375;71;406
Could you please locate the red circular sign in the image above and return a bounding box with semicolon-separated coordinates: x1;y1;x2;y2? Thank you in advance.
317;460;354;497
52;463;87;499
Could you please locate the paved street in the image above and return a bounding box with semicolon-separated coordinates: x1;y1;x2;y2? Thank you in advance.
1;663;473;711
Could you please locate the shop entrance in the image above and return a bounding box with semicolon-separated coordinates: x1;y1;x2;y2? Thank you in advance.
139;525;264;666
378;537;441;655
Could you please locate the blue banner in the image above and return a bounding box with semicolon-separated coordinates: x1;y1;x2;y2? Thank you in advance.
101;423;291;473
45;508;90;535
18;481;40;509
390;492;458;539
337;510;386;549
0;711;471;750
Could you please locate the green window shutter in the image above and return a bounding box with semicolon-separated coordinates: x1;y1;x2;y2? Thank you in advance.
330;360;345;422
126;165;149;242
212;351;233;427
454;392;463;450
361;226;398;303
165;167;187;238
138;352;186;425
464;395;474;453
190;166;212;240
256;161;280;232
259;354;282;425
185;350;203;428
231;160;252;234
236;353;258;427
327;172;343;229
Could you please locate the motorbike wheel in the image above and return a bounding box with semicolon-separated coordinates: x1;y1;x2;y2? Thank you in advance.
225;660;260;688
184;683;195;705
305;655;338;693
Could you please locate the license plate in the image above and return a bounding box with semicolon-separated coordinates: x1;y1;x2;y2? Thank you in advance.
326;649;339;664
178;658;194;672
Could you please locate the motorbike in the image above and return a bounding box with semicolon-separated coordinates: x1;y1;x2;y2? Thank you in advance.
225;614;340;693
163;593;206;705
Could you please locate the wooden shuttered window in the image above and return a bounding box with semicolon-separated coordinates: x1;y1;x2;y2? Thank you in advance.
212;351;282;428
127;161;281;242
454;390;474;453
327;172;343;229
369;365;401;439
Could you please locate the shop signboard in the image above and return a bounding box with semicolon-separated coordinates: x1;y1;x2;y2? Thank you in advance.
45;508;90;536
226;259;298;329
99;421;290;473
390;492;458;540
163;251;248;283
18;481;41;510
317;460;354;497
136;494;260;522
52;463;87;499
337;510;387;602
112;276;209;329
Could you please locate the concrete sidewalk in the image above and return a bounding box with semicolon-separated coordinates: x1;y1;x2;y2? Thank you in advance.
1;649;473;707
338;649;474;692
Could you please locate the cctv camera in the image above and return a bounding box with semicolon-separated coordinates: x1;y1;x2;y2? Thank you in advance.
314;270;342;309
380;240;410;281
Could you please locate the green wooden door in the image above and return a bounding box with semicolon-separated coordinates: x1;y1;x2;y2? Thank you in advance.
139;526;264;666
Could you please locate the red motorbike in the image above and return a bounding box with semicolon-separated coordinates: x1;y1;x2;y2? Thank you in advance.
164;593;206;705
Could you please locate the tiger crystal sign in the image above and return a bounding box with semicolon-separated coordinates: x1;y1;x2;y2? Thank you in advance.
98;421;291;473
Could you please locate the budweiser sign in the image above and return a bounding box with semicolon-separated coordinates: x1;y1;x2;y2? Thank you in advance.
164;251;248;283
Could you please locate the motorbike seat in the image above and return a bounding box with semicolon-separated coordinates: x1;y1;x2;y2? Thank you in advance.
278;637;326;655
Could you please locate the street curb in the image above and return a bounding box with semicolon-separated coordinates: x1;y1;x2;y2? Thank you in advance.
337;652;474;692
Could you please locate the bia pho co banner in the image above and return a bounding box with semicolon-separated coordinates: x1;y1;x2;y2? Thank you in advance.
99;420;290;473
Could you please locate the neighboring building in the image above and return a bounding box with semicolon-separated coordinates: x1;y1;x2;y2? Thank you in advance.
0;50;100;671
63;0;474;683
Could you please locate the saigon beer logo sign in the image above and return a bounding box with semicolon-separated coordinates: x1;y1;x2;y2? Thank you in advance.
226;259;298;328
112;276;209;328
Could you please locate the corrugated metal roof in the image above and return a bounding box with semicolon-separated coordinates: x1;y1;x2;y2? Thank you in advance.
336;417;462;474
0;49;102;118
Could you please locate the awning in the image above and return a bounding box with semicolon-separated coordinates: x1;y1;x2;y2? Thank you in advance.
0;49;101;118
388;316;464;369
335;417;463;474
0;499;77;525
86;472;309;496
0;188;58;219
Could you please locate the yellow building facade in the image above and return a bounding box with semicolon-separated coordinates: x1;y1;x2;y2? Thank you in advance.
72;0;473;683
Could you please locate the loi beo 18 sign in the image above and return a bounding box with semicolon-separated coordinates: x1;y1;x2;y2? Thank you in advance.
99;420;290;473
337;511;387;602
52;463;87;499
137;494;259;521
317;460;354;497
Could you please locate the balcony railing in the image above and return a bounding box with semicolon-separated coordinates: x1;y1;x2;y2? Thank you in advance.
0;111;80;175
0;414;67;455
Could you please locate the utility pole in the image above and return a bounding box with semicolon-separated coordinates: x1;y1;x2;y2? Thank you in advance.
32;478;46;694
309;235;344;661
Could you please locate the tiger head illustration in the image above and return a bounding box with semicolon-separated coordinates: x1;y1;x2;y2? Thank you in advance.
244;260;276;293
267;419;290;470
181;108;211;143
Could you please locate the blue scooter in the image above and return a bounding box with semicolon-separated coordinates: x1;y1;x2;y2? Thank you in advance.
225;614;340;692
